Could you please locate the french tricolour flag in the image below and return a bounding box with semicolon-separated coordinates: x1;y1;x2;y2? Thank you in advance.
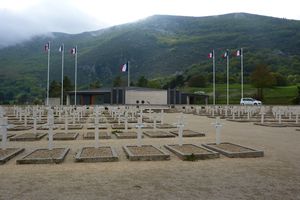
208;51;214;59
44;42;50;52
70;47;77;55
121;62;128;72
236;49;242;57
59;45;64;52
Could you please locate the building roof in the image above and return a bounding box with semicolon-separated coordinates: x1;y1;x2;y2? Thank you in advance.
67;87;166;95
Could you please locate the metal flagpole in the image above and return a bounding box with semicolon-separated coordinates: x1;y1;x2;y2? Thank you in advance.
127;61;130;87
226;49;230;105
61;44;64;105
74;46;78;106
241;48;244;99
213;49;216;105
46;41;50;106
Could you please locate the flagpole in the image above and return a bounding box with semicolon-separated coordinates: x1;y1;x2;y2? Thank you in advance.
212;49;216;105
226;50;229;105
241;48;244;99
128;61;130;87
61;44;64;105
46;41;50;106
74;45;78;106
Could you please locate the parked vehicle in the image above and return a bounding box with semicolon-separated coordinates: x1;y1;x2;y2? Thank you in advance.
240;98;262;105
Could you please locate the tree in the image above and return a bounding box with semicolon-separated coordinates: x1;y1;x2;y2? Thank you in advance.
113;76;122;87
250;64;275;100
187;74;207;87
89;80;102;89
137;76;148;87
49;80;61;97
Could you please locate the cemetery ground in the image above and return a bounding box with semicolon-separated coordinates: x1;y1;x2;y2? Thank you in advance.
0;113;300;200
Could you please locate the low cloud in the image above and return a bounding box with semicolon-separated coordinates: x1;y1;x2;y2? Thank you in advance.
0;0;107;48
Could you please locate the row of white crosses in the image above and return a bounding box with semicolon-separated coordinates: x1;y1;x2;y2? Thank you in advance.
0;107;8;150
272;106;300;124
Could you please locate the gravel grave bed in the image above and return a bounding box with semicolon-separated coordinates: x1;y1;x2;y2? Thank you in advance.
143;131;175;138
253;122;287;127
87;125;108;129
0;133;15;141
64;125;83;130
202;142;264;158
52;132;79;140
123;145;170;161
0;148;25;164
170;130;205;137
168;144;212;154
111;124;131;129
165;144;219;161
210;143;256;152
114;131;139;139
128;146;161;155
156;124;176;129
37;125;59;130
8;126;33;131
17;148;69;164
75;147;118;162
80;147;113;157
10;132;46;141
83;132;111;139
0;148;21;157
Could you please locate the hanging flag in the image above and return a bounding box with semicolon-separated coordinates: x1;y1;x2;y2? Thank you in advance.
44;42;50;52
208;51;214;59
222;50;229;58
59;45;64;52
235;49;242;57
70;47;77;55
121;62;128;72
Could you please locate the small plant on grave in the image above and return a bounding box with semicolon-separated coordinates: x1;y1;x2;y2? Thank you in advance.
111;130;123;134
186;153;197;161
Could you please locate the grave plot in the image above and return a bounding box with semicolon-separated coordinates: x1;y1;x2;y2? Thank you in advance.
7;121;25;125
0;133;15;141
123;145;170;161
113;131;139;139
127;119;137;123
164;144;219;161
143;118;161;123
17;148;70;164
170;130;206;137
62;124;83;130
107;119;119;124
0;148;24;164
75;146;118;162
8;126;33;131
253;122;287;127
83;131;111;139
10;132;46;141
202;142;264;158
111;124;131;129
143;131;175;138
156;124;177;129
87;124;107;129
52;132;79;140
37;125;59;130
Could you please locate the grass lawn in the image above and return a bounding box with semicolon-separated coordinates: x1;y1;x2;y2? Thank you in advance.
183;84;299;105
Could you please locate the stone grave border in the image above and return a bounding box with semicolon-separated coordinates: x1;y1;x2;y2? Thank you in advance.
83;131;111;139
170;129;206;137
164;144;219;161
143;131;175;138
0;148;24;164
123;145;170;161
202;142;264;158
114;131;139;139
75;146;118;162
16;148;70;164
10;133;47;141
52;132;79;140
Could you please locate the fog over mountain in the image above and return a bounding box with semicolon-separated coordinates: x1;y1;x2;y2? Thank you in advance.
0;1;107;48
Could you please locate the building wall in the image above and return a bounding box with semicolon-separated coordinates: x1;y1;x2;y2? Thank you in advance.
125;90;168;105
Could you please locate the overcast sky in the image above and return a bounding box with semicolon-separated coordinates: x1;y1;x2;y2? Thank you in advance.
0;0;299;47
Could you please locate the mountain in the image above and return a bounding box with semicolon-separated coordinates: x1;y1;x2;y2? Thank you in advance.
1;13;300;103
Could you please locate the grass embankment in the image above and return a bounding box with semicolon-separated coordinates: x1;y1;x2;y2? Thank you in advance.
184;84;298;105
